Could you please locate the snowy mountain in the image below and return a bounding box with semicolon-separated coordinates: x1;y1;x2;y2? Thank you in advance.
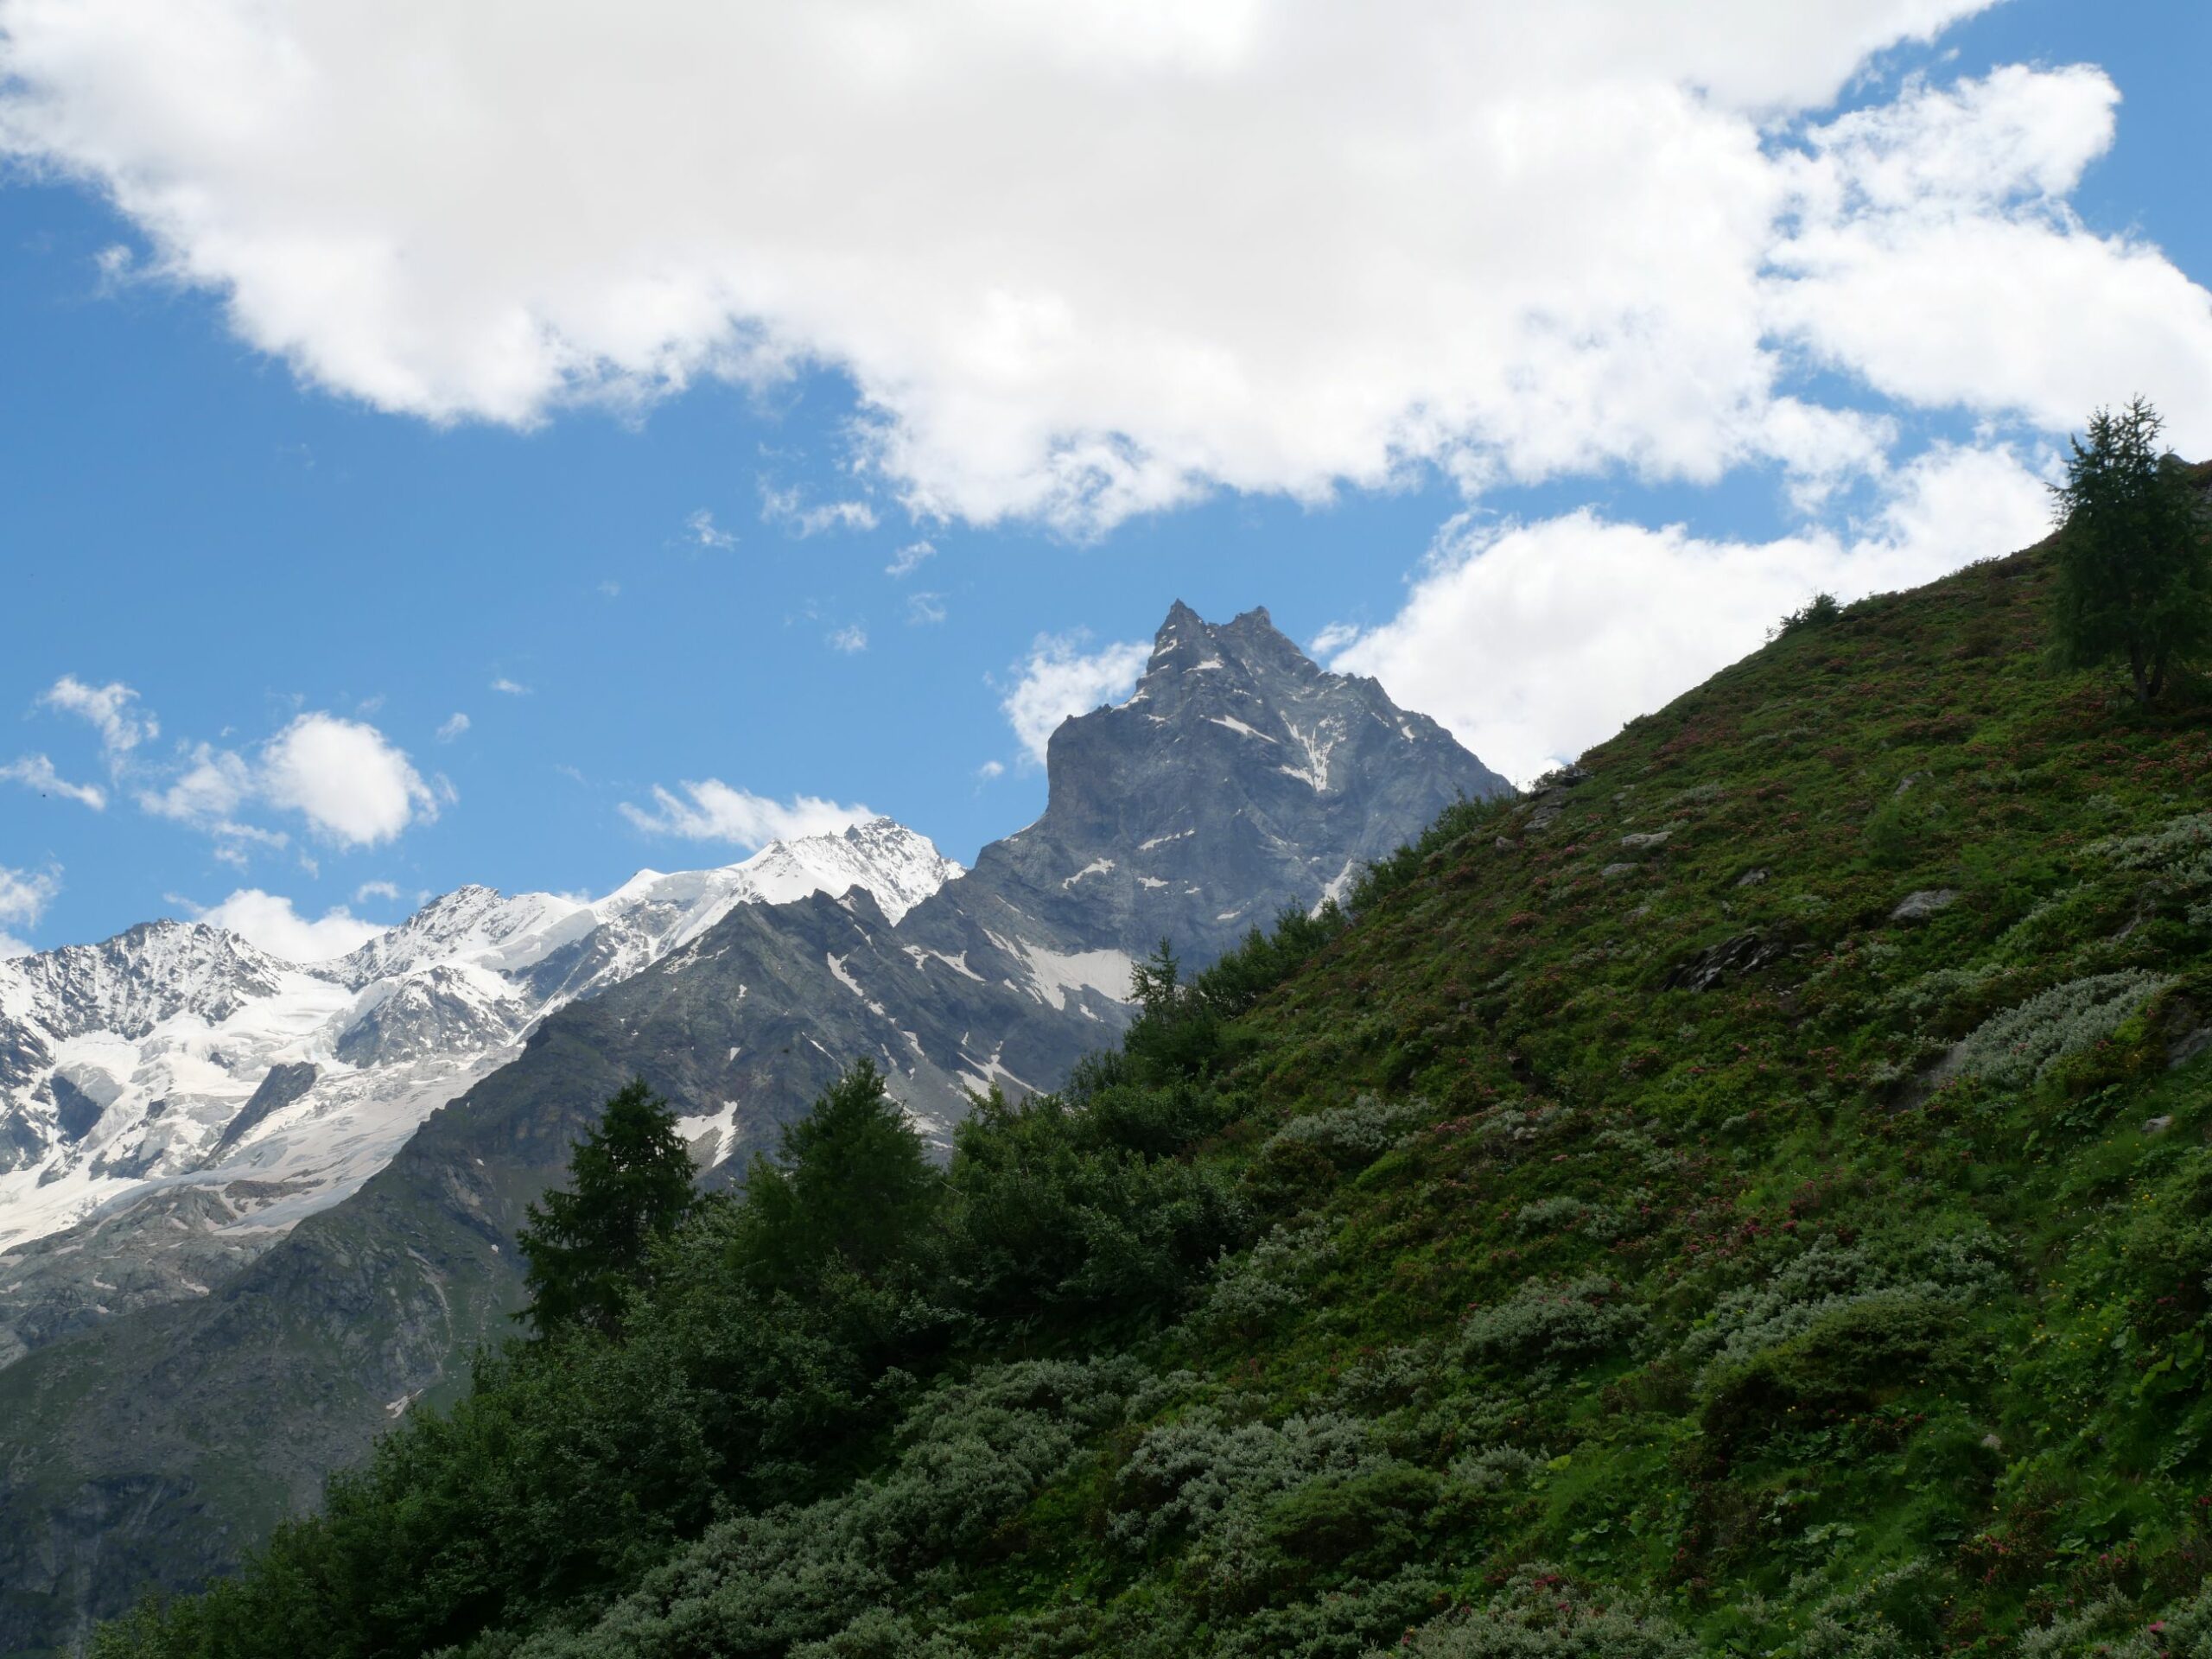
0;603;1508;1649
0;818;959;1363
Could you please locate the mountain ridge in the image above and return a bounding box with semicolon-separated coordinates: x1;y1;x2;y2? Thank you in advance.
0;817;962;1367
0;601;1507;1652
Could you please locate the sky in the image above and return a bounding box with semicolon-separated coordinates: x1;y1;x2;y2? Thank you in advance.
1;0;2208;960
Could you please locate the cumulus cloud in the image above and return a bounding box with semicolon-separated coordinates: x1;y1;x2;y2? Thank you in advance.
188;887;391;961
138;716;436;851
1001;634;1151;766
827;623;869;653
906;592;947;626
620;782;874;849
259;713;439;846
10;3;2200;533
490;677;531;696
1332;443;2056;783
1769;67;2212;435
0;863;60;957
353;879;401;904
39;676;156;762
435;711;470;741
0;753;106;809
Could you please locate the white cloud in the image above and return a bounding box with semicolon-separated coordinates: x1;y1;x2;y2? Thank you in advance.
0;753;106;809
0;863;60;957
15;4;2195;534
1001;633;1150;766
906;592;947;626
1306;621;1361;658
138;716;435;850
827;623;869;653
886;539;936;577
976;759;1005;781
259;713;439;846
684;507;737;550
1332;442;2055;784
188;888;391;961
139;741;258;828
39;676;156;762
353;879;401;904
1768;67;2212;435
760;481;879;537
435;711;470;741
620;782;874;849
490;677;531;696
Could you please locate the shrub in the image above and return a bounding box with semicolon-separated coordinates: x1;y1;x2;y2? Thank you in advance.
509;1358;1137;1659
1772;593;1844;639
1376;1565;1697;1657
1459;1275;1643;1375
1512;1197;1618;1241
1950;970;2173;1090
1110;1408;1389;1595
1190;1222;1338;1343
1682;1230;2006;1375
1258;1461;1441;1573
1246;1096;1423;1211
1700;1292;1976;1460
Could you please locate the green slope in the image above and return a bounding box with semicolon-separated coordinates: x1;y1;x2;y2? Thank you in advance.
95;513;2212;1657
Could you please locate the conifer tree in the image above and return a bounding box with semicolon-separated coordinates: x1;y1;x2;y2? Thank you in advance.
2050;397;2211;706
516;1078;697;1338
1128;938;1183;1018
735;1058;940;1292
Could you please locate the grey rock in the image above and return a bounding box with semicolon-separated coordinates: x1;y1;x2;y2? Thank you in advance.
1664;931;1784;993
2169;1026;2210;1071
1619;830;1673;851
1891;888;1961;923
1735;868;1770;888
207;1063;319;1163
1601;863;1640;880
2145;1116;2175;1136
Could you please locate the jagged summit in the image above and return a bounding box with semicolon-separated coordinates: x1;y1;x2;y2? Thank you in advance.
993;601;1509;959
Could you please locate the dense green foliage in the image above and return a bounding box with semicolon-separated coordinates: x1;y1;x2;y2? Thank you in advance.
516;1079;699;1337
97;508;2212;1657
2050;398;2212;705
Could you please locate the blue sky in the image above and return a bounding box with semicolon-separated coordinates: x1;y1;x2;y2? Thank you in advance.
1;0;2208;958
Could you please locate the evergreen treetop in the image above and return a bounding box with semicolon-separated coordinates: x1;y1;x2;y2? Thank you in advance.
515;1077;697;1338
2050;396;2211;706
734;1058;942;1293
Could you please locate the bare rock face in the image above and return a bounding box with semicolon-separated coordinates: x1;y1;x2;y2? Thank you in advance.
0;602;1508;1651
1891;888;1961;923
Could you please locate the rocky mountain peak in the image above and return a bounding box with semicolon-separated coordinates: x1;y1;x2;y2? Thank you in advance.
976;601;1510;963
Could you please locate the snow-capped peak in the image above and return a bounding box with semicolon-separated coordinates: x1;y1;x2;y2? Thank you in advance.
716;817;963;925
0;817;963;1274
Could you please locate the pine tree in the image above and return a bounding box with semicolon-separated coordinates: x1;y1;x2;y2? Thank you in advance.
1128;938;1182;1018
2050;397;2212;706
735;1058;940;1292
516;1078;697;1338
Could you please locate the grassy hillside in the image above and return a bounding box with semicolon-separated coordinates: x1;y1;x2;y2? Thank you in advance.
96;516;2212;1658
